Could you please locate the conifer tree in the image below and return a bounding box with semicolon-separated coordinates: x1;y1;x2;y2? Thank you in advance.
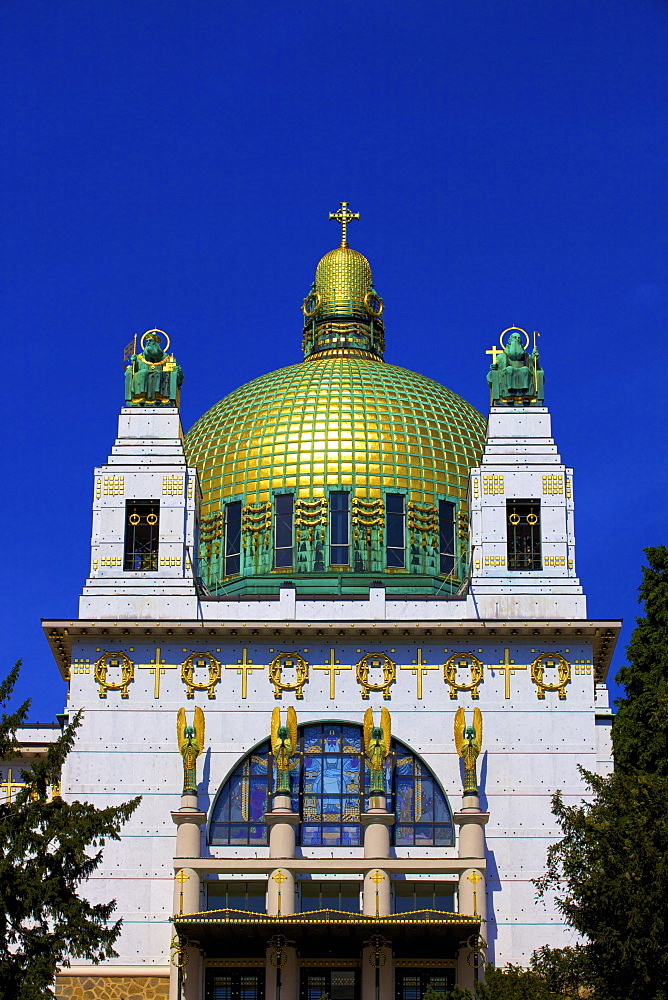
534;547;668;1000
0;664;140;1000
612;545;668;774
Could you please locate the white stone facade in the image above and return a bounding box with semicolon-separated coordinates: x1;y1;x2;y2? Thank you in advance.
41;397;620;1000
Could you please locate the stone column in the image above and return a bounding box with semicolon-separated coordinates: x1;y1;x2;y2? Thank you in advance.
265;939;298;1000
361;794;394;917
170;792;206;1000
454;793;489;993
362;941;394;1000
265;793;298;916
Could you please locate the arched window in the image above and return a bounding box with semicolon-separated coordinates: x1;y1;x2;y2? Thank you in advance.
209;722;453;849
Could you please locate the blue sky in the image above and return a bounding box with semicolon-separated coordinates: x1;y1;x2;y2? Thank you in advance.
1;0;666;720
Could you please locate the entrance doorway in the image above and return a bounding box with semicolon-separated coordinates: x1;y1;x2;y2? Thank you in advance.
300;968;359;1000
206;969;265;1000
396;970;455;999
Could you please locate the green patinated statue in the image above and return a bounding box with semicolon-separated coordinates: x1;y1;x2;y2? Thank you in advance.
364;706;391;795
125;329;184;406
454;706;483;795
487;328;544;405
177;706;205;794
271;706;298;794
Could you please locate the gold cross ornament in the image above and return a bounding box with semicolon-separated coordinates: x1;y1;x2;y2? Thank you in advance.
0;767;27;803
485;344;504;365
224;649;262;699
496;649;528;699
329;201;360;247
175;869;189;914
370;870;385;918
314;648;353;699
400;649;440;700
136;647;181;699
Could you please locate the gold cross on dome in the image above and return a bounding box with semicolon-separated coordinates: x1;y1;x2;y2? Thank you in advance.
329;201;360;246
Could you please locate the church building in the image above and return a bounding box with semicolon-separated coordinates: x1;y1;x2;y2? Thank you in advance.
31;204;618;1000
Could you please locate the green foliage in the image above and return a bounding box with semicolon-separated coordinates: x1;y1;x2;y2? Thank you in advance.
535;768;668;1000
423;986;473;1000
475;965;552;1000
530;944;592;995
0;664;140;1000
613;545;668;775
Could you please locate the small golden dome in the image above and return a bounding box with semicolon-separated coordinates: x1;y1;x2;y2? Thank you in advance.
315;245;372;320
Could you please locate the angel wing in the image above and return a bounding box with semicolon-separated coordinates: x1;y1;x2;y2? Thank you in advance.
473;707;482;751
177;707;186;750
271;706;281;756
194;706;205;754
380;707;391;756
454;706;466;757
363;707;374;754
287;705;298;752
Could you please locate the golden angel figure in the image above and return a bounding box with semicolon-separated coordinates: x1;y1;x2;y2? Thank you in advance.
454;706;483;794
271;706;298;794
177;706;205;794
364;706;391;795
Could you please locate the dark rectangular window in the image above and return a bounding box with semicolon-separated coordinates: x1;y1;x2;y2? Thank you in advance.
274;493;294;568
206;969;265;1000
299;880;360;913
393;881;455;913
224;501;242;576
329;491;350;566
301;970;358;1000
438;500;456;575
507;498;542;570
206;880;266;913
123;500;159;571
395;970;455;1000
386;494;405;568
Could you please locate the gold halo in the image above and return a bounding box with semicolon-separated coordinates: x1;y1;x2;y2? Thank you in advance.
499;327;529;351
141;328;170;353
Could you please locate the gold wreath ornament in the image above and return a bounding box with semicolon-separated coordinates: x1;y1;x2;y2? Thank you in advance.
181;652;222;700
444;653;484;700
356;652;396;700
269;652;309;700
531;652;571;700
94;652;134;699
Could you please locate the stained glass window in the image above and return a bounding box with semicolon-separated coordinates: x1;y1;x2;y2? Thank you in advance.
209;723;453;848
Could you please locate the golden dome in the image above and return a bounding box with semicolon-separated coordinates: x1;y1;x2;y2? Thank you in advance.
185;352;485;520
314;245;373;320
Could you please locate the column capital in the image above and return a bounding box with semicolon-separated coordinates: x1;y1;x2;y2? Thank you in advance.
360;810;395;827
